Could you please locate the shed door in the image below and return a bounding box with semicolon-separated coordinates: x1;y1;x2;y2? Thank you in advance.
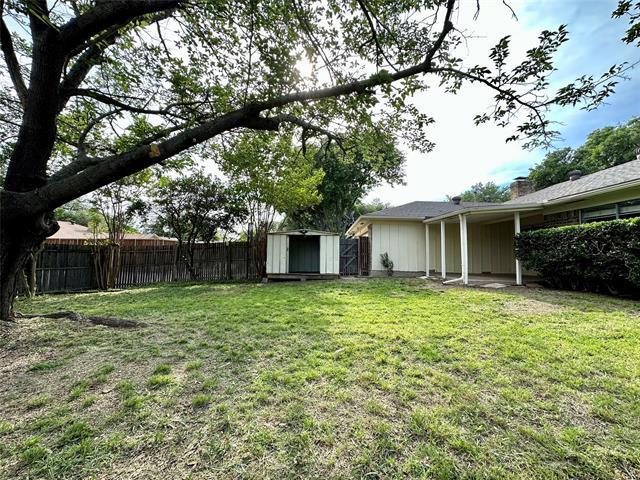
289;236;320;273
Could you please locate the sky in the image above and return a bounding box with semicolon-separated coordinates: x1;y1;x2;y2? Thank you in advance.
368;0;640;206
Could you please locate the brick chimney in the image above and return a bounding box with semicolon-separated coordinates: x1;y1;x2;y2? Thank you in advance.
510;176;534;200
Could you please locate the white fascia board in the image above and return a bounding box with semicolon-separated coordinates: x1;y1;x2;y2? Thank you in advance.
346;215;424;236
422;204;543;224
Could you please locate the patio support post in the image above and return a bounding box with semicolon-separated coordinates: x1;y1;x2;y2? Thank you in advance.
459;213;469;285
514;211;523;285
440;221;446;279
424;223;430;277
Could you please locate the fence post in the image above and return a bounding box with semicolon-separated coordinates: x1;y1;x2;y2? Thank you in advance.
245;241;250;279
171;245;179;282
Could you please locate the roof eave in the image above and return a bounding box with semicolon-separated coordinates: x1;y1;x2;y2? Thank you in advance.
541;178;640;206
423;204;543;223
346;214;427;236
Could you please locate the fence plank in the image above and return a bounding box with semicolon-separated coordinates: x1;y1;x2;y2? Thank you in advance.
23;241;260;295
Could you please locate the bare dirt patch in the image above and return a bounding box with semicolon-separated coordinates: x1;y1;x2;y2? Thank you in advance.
501;298;569;316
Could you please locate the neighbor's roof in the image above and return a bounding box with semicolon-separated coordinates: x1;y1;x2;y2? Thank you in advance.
506;159;640;204
363;200;503;219
48;221;177;242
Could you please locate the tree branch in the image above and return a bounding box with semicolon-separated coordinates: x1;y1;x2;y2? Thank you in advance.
14;1;461;217
432;66;547;129
59;0;181;51
0;19;27;106
58;31;121;110
356;0;398;72
272;114;342;142
59;9;177;110
66;88;188;117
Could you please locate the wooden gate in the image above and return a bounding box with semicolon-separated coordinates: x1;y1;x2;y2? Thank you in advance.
358;236;370;276
339;238;359;276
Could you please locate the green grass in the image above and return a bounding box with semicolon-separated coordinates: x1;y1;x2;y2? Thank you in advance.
2;279;639;479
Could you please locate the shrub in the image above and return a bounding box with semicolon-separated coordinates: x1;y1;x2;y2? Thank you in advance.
380;252;394;276
515;218;640;295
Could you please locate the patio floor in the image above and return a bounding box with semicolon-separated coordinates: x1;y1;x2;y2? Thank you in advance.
422;273;541;287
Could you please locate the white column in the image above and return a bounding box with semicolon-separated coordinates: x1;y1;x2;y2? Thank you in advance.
440;221;446;279
514;211;522;285
424;223;430;277
459;214;469;285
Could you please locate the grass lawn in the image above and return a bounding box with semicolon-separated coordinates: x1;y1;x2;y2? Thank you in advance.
1;279;639;479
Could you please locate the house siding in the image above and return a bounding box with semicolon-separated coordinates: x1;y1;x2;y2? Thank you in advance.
370;219;518;276
371;221;425;274
427;221;516;275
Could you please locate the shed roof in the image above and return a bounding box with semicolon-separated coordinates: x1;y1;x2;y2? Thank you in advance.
268;229;339;236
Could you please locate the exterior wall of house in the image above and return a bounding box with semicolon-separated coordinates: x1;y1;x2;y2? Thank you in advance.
428;220;517;275
369;219;517;276
524;185;640;229
370;221;425;276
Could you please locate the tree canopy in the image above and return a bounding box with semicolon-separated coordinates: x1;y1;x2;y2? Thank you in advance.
149;171;247;279
454;182;511;203
0;0;633;319
286;129;404;233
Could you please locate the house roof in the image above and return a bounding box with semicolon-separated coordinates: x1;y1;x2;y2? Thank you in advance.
363;200;502;220
506;159;640;204
48;221;177;242
348;159;640;235
346;201;502;236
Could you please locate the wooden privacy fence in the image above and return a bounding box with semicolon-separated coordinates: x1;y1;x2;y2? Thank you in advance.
30;242;258;294
26;236;371;294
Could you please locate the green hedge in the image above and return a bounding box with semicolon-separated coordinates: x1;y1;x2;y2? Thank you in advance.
515;218;640;296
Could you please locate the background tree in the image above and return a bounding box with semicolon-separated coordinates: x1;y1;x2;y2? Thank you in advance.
0;0;630;319
286;129;405;233
528;117;640;190
54;199;96;226
149;172;247;280
218;132;323;276
353;199;393;218
452;181;511;203
90;172;149;289
527;148;577;191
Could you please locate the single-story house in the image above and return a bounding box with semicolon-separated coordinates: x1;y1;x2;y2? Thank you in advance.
347;158;640;284
47;221;178;246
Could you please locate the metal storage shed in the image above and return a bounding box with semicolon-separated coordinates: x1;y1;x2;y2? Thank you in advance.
266;230;340;280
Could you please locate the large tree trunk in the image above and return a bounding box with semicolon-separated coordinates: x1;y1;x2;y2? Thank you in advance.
0;211;58;321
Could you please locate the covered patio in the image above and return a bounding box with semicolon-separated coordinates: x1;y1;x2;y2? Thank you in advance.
422;204;542;286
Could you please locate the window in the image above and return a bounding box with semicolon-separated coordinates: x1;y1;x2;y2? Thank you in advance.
619;199;640;219
581;199;640;223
